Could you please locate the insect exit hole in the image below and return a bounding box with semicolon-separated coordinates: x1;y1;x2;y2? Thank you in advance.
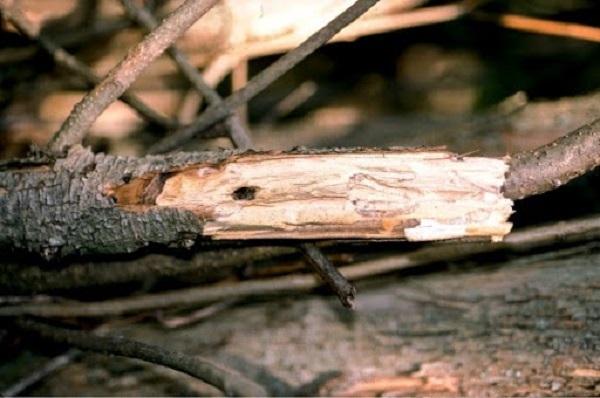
232;186;259;201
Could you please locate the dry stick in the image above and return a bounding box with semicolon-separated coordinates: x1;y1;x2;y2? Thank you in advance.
1;349;80;397
0;18;132;65
119;0;253;150
47;0;220;154
504;117;600;200
14;319;267;397
149;0;384;153
475;12;600;43
2;215;599;318
300;243;356;309
0;1;175;130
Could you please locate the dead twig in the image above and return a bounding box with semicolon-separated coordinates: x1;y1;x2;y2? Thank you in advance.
47;0;220;155
13;318;267;397
2;215;598;317
0;0;175;130
157;298;240;329
0;18;132;65
505;117;600;199
1;349;80;397
119;0;253;150
475;12;600;43
300;243;356;308
149;0;384;153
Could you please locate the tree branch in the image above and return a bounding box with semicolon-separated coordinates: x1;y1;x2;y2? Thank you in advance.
0;0;176;129
1;110;598;260
47;0;220;155
505;117;600;199
149;0;384;153
13;318;267;396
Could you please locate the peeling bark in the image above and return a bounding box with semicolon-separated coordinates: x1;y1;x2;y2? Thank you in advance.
0;147;512;259
0;146;232;258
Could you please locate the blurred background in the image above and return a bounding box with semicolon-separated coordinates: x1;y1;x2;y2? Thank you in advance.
1;0;599;395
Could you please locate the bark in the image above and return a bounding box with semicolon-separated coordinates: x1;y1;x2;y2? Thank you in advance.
504;118;600;200
0;147;512;259
0;146;232;259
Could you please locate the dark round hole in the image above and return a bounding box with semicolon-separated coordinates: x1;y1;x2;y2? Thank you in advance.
232;186;258;201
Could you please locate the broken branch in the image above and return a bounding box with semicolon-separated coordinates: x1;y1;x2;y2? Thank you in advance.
300;243;356;308
0;147;512;258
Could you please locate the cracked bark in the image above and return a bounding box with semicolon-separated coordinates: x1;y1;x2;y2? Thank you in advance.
0;146;232;259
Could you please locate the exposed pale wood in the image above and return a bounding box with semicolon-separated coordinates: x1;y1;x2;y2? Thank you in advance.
145;150;513;240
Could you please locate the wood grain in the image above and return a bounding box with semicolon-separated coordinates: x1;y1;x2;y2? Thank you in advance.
154;150;513;240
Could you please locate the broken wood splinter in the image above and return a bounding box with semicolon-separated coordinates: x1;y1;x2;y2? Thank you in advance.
111;149;513;242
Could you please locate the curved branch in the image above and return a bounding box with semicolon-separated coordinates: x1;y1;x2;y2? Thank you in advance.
505;117;600;200
14;319;267;397
47;0;220;154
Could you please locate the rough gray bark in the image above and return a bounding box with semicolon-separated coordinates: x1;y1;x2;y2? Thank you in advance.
0;146;232;258
505;118;600;199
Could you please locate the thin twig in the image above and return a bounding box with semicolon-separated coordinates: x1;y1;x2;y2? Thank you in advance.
475;12;600;43
149;0;384;153
505;117;600;199
157;298;240;329
0;1;175;130
0;18;132;65
2;215;598;317
47;0;220;155
13;318;267;397
300;243;356;308
1;349;80;397
119;0;253;150
261;81;318;124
